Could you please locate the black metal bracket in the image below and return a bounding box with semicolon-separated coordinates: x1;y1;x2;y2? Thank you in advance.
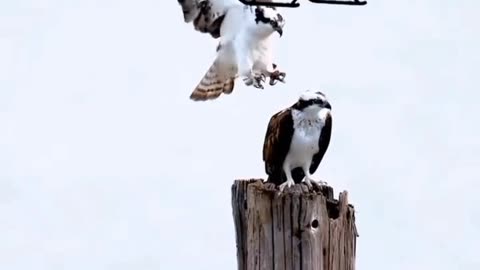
238;0;367;8
239;0;300;8
309;0;366;5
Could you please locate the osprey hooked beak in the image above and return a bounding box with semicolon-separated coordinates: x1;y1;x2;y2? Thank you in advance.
313;97;331;110
271;21;283;37
275;26;283;37
324;100;332;110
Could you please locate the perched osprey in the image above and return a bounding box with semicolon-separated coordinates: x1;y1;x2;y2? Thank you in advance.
177;0;286;101
263;90;333;192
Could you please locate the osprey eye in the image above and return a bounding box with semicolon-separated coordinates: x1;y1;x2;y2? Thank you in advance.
271;21;277;27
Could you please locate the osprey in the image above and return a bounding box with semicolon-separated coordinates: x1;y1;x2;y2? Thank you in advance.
263;90;333;192
177;0;287;101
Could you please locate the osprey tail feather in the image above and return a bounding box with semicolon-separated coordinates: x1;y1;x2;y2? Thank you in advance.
189;62;236;101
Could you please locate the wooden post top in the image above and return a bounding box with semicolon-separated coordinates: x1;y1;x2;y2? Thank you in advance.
232;179;356;222
231;178;358;270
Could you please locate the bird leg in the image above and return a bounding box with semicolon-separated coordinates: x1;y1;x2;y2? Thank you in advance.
238;55;265;89
243;71;265;89
302;168;327;189
238;57;266;89
268;63;286;86
278;164;295;194
278;178;295;193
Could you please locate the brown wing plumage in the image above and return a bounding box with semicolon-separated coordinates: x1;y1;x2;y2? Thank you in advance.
177;0;227;39
189;60;236;101
310;112;332;174
262;108;294;185
178;0;202;23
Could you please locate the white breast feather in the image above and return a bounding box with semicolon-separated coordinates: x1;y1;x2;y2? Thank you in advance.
284;109;327;170
217;6;275;77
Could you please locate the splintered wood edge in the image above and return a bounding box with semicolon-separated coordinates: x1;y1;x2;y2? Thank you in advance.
233;178;345;203
232;178;359;236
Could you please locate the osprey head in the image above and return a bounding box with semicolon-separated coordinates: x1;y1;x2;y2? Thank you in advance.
254;7;285;37
294;90;332;112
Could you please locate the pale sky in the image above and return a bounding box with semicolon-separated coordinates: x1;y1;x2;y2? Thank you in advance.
1;0;479;269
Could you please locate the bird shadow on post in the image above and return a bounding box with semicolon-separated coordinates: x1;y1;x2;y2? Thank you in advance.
231;179;358;270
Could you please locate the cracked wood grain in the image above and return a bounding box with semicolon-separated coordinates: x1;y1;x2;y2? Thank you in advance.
232;179;357;270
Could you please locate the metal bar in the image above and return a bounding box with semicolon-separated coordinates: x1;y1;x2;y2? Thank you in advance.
308;0;367;5
238;0;300;8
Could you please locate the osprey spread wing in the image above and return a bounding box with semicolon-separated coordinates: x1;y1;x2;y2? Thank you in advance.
263;90;333;193
177;0;287;101
178;0;236;38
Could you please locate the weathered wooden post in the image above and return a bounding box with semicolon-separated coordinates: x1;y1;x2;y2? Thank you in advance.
231;179;358;270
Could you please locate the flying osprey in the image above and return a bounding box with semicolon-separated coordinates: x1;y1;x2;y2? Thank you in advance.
177;0;287;101
263;90;333;192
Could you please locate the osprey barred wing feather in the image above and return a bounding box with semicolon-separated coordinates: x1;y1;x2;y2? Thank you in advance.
177;0;239;38
189;60;236;101
189;56;237;101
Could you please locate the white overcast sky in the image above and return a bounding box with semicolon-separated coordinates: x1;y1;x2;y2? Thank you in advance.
1;0;479;269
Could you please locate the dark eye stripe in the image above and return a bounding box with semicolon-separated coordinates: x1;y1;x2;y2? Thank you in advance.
254;7;270;24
